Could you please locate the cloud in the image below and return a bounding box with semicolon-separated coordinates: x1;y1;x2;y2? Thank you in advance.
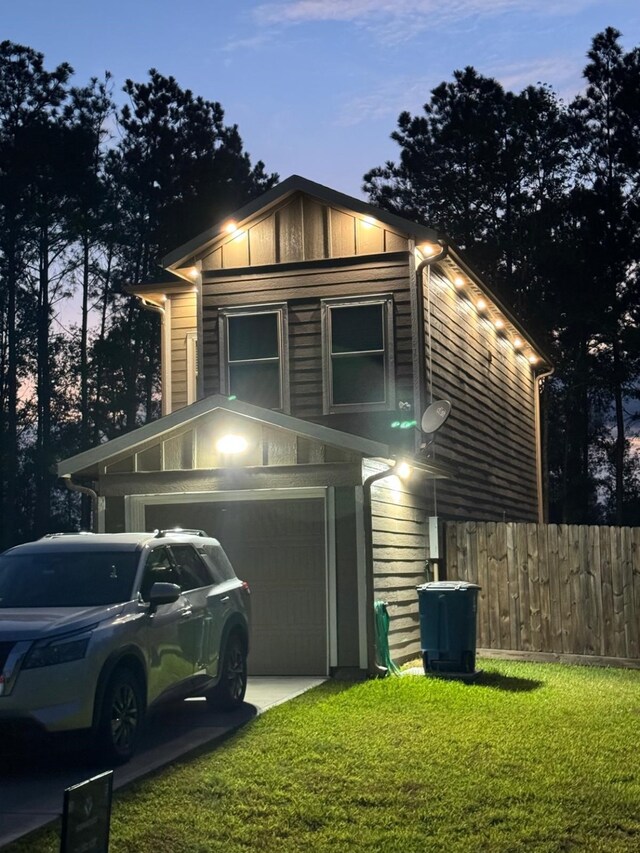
223;33;274;53
337;75;434;126
336;55;583;128
253;0;597;44
488;56;584;100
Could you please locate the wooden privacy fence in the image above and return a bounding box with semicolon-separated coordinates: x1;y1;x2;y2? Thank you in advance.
444;521;640;666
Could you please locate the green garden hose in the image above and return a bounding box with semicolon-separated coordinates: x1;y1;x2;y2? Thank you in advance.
374;600;401;675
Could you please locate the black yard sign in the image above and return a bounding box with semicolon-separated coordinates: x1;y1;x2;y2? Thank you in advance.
60;771;113;853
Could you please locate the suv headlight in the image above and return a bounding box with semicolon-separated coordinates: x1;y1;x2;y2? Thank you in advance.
23;627;94;669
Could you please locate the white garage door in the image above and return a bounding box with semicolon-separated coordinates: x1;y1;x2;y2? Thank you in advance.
144;497;327;675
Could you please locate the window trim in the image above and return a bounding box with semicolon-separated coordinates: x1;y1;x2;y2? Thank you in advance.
218;303;290;413
321;294;395;415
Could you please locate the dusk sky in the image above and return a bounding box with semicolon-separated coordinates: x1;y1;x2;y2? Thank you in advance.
4;1;640;199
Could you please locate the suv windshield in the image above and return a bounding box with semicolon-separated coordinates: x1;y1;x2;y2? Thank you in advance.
0;551;140;608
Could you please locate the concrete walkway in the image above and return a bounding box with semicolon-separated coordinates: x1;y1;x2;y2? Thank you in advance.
0;676;325;849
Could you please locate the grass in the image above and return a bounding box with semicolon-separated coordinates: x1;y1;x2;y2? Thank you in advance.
8;660;640;852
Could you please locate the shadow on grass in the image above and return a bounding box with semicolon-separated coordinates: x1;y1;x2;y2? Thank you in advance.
475;671;543;693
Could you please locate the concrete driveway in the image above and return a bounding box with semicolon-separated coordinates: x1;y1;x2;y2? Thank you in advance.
0;676;325;849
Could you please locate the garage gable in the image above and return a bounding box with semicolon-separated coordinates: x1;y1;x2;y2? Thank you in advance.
58;395;390;479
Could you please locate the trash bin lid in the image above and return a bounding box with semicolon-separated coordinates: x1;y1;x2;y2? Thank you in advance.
416;581;481;591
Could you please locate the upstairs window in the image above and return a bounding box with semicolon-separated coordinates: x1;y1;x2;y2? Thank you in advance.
219;304;289;410
322;296;394;413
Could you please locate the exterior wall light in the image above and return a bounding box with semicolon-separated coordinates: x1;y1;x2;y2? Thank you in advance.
216;434;248;454
187;267;199;280
528;354;539;365
513;337;523;349
362;215;376;228
224;221;238;234
476;299;487;312
494;318;504;330
421;243;436;256
454;276;465;288
396;462;412;480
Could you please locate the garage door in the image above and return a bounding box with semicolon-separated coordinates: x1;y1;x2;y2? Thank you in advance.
144;498;327;675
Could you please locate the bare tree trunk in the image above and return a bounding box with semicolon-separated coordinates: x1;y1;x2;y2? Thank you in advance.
35;225;52;537
612;336;625;524
79;234;91;528
4;239;19;547
93;242;113;443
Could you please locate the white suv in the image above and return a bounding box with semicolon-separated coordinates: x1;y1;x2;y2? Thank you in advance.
0;530;251;763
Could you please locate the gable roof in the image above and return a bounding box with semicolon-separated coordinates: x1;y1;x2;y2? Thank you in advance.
57;395;455;479
161;175;441;271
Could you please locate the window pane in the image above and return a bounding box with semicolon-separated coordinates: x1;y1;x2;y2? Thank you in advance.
228;313;278;361
230;362;281;408
332;354;385;404
140;547;179;599
331;304;384;354
169;545;212;590
0;551;139;608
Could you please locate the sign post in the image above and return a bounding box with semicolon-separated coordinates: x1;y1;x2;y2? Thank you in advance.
60;770;113;853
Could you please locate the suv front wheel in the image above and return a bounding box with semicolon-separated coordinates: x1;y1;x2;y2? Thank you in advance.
96;667;144;764
206;632;247;711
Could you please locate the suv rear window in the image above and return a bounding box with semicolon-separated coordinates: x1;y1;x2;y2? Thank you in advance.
0;551;140;608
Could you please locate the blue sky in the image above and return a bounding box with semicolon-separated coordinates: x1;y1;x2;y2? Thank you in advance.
4;0;640;198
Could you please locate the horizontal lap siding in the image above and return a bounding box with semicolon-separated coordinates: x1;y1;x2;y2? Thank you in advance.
366;465;429;664
427;271;538;521
202;258;412;419
169;292;197;411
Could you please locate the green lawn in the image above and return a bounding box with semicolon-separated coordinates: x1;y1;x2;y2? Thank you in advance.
9;660;640;852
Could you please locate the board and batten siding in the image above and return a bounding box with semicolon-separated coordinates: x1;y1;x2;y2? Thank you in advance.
425;269;538;521
198;192;408;271
364;461;430;664
168;291;197;412
201;255;412;419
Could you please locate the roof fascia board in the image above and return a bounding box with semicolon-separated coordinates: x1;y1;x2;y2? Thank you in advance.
124;281;195;297
57;395;391;476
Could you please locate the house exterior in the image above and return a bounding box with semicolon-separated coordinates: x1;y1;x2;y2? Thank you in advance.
58;175;551;677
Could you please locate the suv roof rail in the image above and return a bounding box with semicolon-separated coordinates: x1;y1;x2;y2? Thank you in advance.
40;531;95;539
153;528;208;539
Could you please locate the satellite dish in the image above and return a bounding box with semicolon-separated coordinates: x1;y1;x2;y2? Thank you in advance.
421;399;451;435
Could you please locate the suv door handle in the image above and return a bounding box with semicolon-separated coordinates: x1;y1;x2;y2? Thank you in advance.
180;607;193;618
220;596;230;603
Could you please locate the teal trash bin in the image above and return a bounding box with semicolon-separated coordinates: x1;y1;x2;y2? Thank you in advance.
417;581;480;674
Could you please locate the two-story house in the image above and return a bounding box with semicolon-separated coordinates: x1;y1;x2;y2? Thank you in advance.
58;175;551;677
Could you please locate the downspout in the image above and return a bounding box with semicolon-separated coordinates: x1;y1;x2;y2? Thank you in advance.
60;474;99;532
363;460;397;677
534;365;555;524
136;296;169;415
414;240;448;427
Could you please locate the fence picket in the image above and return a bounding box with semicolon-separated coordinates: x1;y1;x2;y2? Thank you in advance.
443;520;640;667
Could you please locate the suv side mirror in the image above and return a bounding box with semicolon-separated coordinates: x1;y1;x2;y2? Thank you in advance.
148;582;181;611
